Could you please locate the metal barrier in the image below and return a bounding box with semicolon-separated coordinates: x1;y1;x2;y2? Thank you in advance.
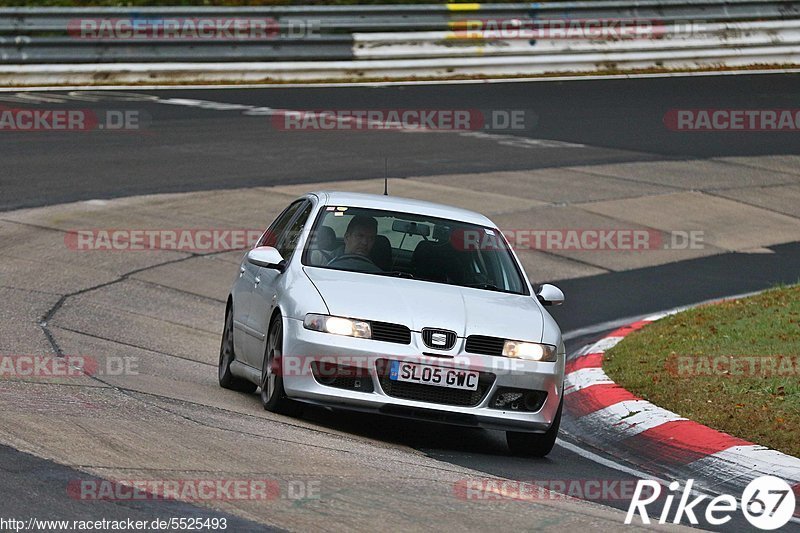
0;1;798;83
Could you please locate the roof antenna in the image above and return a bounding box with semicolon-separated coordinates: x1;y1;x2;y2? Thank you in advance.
383;157;389;195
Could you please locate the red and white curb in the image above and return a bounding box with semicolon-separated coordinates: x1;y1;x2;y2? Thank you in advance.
564;312;800;504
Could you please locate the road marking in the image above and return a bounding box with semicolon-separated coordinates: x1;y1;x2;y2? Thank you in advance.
556;438;671;485
457;131;585;149
0;91;586;150
580;400;688;438
564;367;614;394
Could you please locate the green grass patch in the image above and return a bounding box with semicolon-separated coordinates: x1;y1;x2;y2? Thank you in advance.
604;284;800;457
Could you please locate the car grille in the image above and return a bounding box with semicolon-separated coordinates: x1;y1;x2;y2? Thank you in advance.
370;321;411;344
376;359;494;407
465;335;505;356
421;328;457;350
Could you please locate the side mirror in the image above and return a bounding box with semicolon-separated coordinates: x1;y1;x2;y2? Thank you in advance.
247;246;286;271
536;284;564;306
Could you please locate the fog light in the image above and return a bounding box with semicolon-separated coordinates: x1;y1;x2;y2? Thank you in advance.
524;391;547;412
493;391;523;409
490;388;548;411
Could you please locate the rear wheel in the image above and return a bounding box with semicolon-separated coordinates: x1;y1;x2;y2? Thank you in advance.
218;307;257;393
261;315;302;416
506;398;562;457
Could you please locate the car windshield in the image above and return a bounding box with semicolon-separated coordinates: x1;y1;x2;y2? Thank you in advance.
301;206;528;295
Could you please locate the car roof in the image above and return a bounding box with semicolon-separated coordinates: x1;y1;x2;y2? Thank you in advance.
308;191;495;227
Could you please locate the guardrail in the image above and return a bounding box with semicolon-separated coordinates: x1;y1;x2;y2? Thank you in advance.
0;1;798;84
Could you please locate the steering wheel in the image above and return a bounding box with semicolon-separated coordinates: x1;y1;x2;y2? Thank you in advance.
327;254;379;269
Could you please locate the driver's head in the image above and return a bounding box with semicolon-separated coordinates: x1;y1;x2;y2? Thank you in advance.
343;215;377;257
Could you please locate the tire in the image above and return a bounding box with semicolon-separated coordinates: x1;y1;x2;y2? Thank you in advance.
506;398;562;458
261;315;302;416
218;306;257;393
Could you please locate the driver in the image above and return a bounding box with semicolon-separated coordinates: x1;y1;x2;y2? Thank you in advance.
327;215;382;272
343;215;377;257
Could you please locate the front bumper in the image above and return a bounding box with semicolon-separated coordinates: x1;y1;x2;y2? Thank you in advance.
282;317;564;433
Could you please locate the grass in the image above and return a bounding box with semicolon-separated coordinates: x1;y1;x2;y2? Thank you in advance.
604;284;800;457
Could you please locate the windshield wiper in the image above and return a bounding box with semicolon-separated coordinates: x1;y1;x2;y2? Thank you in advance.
465;282;505;292
380;271;415;279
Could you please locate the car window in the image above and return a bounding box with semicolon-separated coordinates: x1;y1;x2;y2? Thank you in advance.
259;200;305;248
301;205;528;295
277;202;313;259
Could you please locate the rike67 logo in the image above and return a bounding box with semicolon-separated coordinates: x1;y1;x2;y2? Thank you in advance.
626;477;797;530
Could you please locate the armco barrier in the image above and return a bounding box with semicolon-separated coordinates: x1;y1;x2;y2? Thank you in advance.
0;1;798;84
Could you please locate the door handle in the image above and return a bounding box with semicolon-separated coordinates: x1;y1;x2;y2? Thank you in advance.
254;276;261;287
239;266;245;277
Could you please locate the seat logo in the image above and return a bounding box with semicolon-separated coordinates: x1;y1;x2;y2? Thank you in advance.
422;329;456;350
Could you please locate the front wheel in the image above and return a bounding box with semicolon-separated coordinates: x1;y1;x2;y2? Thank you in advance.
506;398;562;457
261;315;302;416
218;307;257;393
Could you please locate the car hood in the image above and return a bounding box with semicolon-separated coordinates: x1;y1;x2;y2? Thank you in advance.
303;267;544;341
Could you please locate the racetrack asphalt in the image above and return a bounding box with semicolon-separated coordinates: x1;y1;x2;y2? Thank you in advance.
1;74;799;531
2;72;800;211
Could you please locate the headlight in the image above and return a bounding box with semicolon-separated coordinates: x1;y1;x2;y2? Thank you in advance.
502;340;557;362
303;314;372;339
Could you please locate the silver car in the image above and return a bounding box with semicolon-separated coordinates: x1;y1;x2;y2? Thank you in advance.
219;191;566;456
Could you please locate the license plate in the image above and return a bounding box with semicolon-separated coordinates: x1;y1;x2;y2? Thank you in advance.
389;361;479;391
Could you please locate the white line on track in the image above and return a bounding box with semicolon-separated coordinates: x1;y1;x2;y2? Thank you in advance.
555;437;670;485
